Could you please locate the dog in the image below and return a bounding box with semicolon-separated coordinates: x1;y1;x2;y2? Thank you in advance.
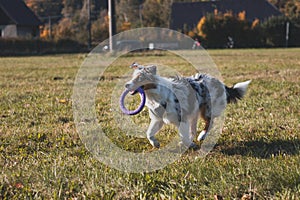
125;62;251;148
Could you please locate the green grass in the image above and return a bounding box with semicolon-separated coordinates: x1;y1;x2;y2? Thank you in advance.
0;49;300;199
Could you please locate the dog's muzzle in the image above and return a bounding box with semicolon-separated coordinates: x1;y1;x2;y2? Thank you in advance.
125;83;139;95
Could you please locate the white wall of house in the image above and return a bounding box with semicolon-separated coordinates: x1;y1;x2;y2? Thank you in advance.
1;25;17;37
0;24;39;38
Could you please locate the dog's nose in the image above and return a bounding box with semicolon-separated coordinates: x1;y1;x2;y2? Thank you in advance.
125;83;130;88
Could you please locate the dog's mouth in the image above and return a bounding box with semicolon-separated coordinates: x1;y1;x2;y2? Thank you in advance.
129;90;139;95
127;84;157;95
125;83;141;95
129;85;144;95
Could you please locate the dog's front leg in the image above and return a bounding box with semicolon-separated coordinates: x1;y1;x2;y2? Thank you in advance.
179;121;196;148
146;119;163;148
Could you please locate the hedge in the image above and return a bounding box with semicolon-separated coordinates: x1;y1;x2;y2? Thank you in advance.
0;38;88;56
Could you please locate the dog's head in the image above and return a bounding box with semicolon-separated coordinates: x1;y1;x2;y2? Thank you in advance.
125;62;157;93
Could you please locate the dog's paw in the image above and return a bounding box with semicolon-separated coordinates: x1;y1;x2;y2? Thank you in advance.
178;141;197;150
189;142;199;150
197;130;208;141
148;137;160;148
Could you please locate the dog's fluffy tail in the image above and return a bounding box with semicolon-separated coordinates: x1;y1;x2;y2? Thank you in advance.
226;80;251;103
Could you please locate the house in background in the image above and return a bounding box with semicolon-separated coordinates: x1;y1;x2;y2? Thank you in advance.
170;0;282;31
0;0;42;38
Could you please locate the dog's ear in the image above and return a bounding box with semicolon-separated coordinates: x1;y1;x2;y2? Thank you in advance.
146;65;157;75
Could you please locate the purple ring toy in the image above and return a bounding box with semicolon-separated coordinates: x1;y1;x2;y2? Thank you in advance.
119;87;146;115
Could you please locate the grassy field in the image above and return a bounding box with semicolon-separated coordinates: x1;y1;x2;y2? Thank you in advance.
0;49;299;199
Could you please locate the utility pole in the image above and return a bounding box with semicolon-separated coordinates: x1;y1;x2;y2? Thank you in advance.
108;0;116;53
285;21;290;48
108;0;113;53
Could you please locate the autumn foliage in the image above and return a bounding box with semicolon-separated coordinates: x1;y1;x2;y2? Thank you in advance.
193;8;300;48
195;10;263;48
22;0;300;48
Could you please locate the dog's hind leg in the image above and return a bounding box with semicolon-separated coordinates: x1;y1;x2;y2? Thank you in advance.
197;117;213;141
189;115;198;141
146;119;163;148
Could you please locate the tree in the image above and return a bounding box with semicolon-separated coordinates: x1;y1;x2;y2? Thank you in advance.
196;10;263;48
142;0;171;27
52;0;91;43
116;0;142;29
25;0;63;23
92;10;109;43
61;0;83;17
268;0;300;18
283;0;300;18
53;17;75;40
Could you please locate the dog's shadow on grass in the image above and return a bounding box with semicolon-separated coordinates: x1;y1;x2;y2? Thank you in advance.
218;139;300;158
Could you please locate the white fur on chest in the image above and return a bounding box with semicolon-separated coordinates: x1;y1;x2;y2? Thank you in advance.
145;84;180;125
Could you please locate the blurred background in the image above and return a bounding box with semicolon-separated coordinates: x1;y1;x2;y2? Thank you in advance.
0;0;299;55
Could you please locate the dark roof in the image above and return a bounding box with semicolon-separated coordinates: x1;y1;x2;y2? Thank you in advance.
0;0;42;26
170;0;282;30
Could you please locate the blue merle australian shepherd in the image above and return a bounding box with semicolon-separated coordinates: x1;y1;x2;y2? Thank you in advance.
125;63;251;149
